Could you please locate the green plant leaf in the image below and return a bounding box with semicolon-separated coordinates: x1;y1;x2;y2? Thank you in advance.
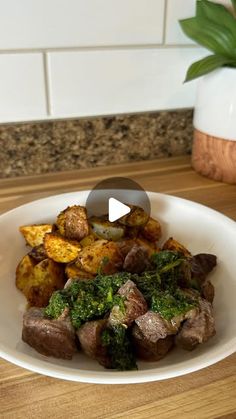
232;0;236;12
196;0;236;40
184;54;236;82
179;16;236;58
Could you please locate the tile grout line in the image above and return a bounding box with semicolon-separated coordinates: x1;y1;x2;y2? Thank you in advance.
162;0;168;45
43;52;52;116
0;43;198;55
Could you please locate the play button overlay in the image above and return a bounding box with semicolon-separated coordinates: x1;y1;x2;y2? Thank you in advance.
108;197;131;222
86;177;150;220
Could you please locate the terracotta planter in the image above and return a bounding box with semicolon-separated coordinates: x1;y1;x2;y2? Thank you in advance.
192;67;236;184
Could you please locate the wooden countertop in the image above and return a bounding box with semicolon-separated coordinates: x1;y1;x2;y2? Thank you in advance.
0;156;236;419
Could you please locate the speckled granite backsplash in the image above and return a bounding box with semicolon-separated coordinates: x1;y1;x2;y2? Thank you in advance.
0;110;193;178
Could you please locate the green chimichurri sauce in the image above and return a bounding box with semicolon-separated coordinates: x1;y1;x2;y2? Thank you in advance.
44;250;198;370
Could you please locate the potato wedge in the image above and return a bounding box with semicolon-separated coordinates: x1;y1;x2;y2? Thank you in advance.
140;217;162;242
57;205;89;241
16;256;64;307
25;259;65;307
162;237;191;257
19;224;52;247
44;233;81;263
119;205;149;227
65;262;95;279
78;240;123;275
16;254;36;293
80;234;96;248
89;217;125;241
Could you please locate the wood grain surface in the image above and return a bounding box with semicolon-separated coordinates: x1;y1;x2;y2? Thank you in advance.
192;129;236;184
0;155;236;419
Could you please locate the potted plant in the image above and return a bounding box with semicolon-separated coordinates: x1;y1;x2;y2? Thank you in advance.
180;0;236;184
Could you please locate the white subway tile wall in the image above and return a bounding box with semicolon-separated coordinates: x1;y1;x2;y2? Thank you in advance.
165;0;196;44
0;54;46;122
0;0;231;122
0;0;165;49
48;48;204;117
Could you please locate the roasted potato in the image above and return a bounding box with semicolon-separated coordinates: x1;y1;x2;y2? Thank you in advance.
140;217;162;242
16;256;65;307
56;205;89;241
65;262;95;279
78;240;123;275
28;244;47;262
89;217;125;241
119;205;149;227
25;259;65;307
16;254;37;293
44;233;81;263
80;234;97;248
162;237;191;257
19;224;52;247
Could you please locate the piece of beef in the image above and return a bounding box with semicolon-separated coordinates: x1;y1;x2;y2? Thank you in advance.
190;253;217;283
190;253;217;302
123;244;149;273
134;311;178;342
109;280;148;327
77;319;111;367
22;307;77;359
175;298;216;350
132;311;176;361
116;239;136;258
201;280;215;303
132;324;174;361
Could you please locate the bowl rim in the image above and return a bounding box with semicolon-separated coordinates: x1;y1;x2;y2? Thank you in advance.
0;190;236;384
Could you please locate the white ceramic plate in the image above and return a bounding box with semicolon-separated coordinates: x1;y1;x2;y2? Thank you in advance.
0;191;236;384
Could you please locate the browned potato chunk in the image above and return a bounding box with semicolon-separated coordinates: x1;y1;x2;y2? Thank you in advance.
119;205;149;227
44;233;81;263
162;237;191;257
16;256;65;307
19;224;52;247
140;217;162;242
56;205;89;241
78;240;123;275
25;259;65;307
65;262;95;279
28;244;47;262
80;234;96;248
16;254;37;293
89;217;125;241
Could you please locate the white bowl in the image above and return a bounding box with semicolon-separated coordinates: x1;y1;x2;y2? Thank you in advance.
0;191;235;384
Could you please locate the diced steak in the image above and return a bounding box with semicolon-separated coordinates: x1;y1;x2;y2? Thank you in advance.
190;254;217;283
116;239;136;259
175;298;216;350
190;254;216;302
22;307;77;359
134;311;178;343
132;324;174;361
201;280;215;303
77;320;111;367
123;244;149;273
109;280;148;327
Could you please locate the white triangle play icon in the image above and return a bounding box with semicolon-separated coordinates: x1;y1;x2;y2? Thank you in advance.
108;197;131;222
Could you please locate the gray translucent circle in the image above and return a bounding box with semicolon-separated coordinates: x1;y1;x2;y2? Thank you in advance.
86;177;150;219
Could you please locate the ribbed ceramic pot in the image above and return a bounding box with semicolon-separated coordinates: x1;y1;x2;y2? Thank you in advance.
192;67;236;184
